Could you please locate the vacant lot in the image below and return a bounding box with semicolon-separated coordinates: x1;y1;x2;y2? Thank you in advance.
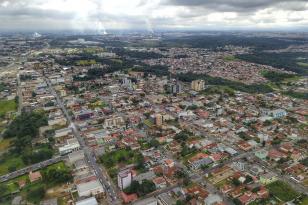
0;100;17;117
267;180;299;202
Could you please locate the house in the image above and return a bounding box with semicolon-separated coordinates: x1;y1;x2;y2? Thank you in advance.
255;150;268;160
121;192;138;204
153;177;167;189
164;159;175;168
238;141;253;151
279;142;294;153
18;180;26;188
188;153;213;169
29;171;42;183
185;185;209;200
259;172;277;185
238;192;257;205
257;187;269;199
204;194;223;205
268;149;287;161
220;184;233;194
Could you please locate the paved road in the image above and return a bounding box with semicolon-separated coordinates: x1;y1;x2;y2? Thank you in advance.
45;78;121;205
254;157;308;195
161;147;235;205
16;73;22;114
0;156;64;183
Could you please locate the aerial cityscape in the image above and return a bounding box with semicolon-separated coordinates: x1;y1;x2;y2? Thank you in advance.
0;1;307;205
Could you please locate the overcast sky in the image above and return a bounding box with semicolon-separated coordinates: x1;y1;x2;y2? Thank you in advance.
0;0;308;32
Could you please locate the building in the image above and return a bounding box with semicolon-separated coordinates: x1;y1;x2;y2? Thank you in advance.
54;127;72;138
204;194;223;205
76;197;98;205
68;150;85;164
29;171;42;183
59;138;80;155
268;109;287;119
157;193;176;205
155;114;163;126
191;80;205;91
118;169;133;190
104;116;124;128
171;83;182;94
133;197;158;205
76;180;104;197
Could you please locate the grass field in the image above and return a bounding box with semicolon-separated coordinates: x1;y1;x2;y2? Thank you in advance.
267;180;299;202
0;138;13;150
297;62;308;67
0;161;70;204
223;55;239;61
0;99;17;117
0;154;25;175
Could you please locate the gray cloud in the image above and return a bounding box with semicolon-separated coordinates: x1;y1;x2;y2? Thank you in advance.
0;0;307;31
166;0;308;12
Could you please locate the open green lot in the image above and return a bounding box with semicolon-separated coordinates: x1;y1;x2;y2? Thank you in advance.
0;161;71;204
223;55;239;61
0;154;25;175
297;62;308;67
267;180;299;202
0;138;13;151
0;99;17;117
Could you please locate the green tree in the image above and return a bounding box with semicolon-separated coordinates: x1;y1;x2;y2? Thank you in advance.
27;184;45;202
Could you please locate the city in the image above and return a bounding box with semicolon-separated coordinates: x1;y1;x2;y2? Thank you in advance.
0;1;308;205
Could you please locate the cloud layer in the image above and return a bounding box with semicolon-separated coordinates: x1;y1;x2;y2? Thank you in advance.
0;0;307;31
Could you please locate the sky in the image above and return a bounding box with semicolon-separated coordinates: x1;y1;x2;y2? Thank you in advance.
0;0;308;32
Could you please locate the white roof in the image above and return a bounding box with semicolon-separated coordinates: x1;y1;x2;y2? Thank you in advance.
77;180;104;194
76;197;98;205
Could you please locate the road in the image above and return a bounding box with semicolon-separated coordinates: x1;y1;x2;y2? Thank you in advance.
16;73;22;114
254;157;308;195
160;147;235;205
45;78;121;205
0;156;64;183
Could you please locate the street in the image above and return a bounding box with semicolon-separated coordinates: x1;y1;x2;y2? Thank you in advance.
45;78;122;205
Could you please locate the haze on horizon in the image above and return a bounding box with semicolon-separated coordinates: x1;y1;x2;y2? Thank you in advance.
0;0;308;32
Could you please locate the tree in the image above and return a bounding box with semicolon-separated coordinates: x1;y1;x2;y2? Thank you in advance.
139;179;156;196
174;132;189;142
44;168;72;184
0;184;8;195
176;200;185;205
27;184;45;202
244;175;254;184
232;178;241;186
149;139;159;148
124;180;140;194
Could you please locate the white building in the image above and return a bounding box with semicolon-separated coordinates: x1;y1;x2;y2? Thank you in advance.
59;138;80;155
133;197;158;205
76;180;104;197
118;169;132;190
54;127;72;138
76;197;98;205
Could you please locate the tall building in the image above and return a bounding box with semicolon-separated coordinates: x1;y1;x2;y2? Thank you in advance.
155;113;164;126
191;80;205;91
171;83;182;94
118;169;133;190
